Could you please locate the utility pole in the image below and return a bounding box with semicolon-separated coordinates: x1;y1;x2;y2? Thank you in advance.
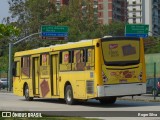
8;32;40;91
8;43;13;91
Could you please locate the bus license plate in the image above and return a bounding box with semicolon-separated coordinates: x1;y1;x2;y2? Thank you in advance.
120;79;127;83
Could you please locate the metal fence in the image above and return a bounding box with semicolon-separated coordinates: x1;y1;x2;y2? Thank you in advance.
0;70;7;78
145;53;160;79
0;70;8;92
146;63;158;79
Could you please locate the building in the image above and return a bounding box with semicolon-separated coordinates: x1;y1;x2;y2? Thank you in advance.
112;0;128;23
143;0;160;36
97;0;128;24
49;0;128;24
48;0;69;10
127;0;143;24
152;0;160;35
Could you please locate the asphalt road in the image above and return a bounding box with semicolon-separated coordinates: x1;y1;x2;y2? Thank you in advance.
0;93;160;111
0;93;160;120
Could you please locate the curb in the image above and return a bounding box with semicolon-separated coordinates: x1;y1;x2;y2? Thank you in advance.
118;96;160;102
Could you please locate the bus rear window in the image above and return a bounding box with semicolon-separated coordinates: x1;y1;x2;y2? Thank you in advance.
102;39;140;66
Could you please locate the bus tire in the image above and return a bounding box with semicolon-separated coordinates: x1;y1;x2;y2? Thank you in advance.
99;97;117;104
65;85;75;105
24;85;33;101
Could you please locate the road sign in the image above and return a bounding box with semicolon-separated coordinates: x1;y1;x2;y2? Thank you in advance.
41;36;67;40
41;25;68;40
41;26;68;33
125;24;149;38
125;24;149;34
125;33;148;38
41;32;68;37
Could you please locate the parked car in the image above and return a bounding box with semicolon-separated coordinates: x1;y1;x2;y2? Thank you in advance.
0;78;8;89
146;78;160;96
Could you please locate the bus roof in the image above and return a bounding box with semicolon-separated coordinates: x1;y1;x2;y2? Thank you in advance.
14;39;97;57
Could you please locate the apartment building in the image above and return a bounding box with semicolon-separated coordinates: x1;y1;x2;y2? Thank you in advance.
143;0;160;35
49;0;128;24
127;0;143;24
96;0;128;24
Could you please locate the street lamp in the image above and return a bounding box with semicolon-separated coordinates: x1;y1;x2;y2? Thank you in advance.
8;32;41;91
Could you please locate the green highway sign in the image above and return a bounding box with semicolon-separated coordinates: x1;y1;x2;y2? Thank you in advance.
41;25;68;33
125;24;149;34
125;24;149;38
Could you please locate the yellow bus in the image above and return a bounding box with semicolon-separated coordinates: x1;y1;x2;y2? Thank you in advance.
13;36;146;105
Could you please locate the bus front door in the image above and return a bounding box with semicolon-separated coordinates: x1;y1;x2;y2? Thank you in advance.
32;57;40;95
51;54;59;96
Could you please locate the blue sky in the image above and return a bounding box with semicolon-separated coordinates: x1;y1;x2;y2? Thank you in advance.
0;0;10;23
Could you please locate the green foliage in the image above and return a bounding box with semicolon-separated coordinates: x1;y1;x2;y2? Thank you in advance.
103;21;125;36
0;23;20;72
0;24;20;39
8;0;125;46
0;24;20;52
0;55;8;72
144;37;160;54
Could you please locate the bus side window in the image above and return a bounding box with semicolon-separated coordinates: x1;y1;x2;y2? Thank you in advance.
69;51;74;63
40;54;50;77
73;49;85;71
40;54;49;66
59;52;62;64
13;61;20;77
59;51;71;71
86;48;95;70
21;56;30;78
83;49;88;62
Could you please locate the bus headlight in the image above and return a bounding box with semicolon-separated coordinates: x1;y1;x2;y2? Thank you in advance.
138;71;142;81
102;72;108;83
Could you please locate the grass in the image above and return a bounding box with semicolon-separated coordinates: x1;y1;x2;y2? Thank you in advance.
0;112;99;120
1;117;98;120
0;117;98;120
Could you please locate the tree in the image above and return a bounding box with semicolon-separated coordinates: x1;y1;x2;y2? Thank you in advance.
0;24;20;51
0;24;19;39
103;21;125;36
144;36;160;54
8;0;126;49
56;0;105;41
0;24;20;72
8;0;59;50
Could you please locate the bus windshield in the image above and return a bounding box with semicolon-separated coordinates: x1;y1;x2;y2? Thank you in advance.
101;39;140;66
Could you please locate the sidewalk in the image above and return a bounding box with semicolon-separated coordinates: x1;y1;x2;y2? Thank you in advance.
118;94;160;102
0;88;11;93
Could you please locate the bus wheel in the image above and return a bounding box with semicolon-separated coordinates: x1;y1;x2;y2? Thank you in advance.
99;97;117;104
24;85;33;101
65;85;75;105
